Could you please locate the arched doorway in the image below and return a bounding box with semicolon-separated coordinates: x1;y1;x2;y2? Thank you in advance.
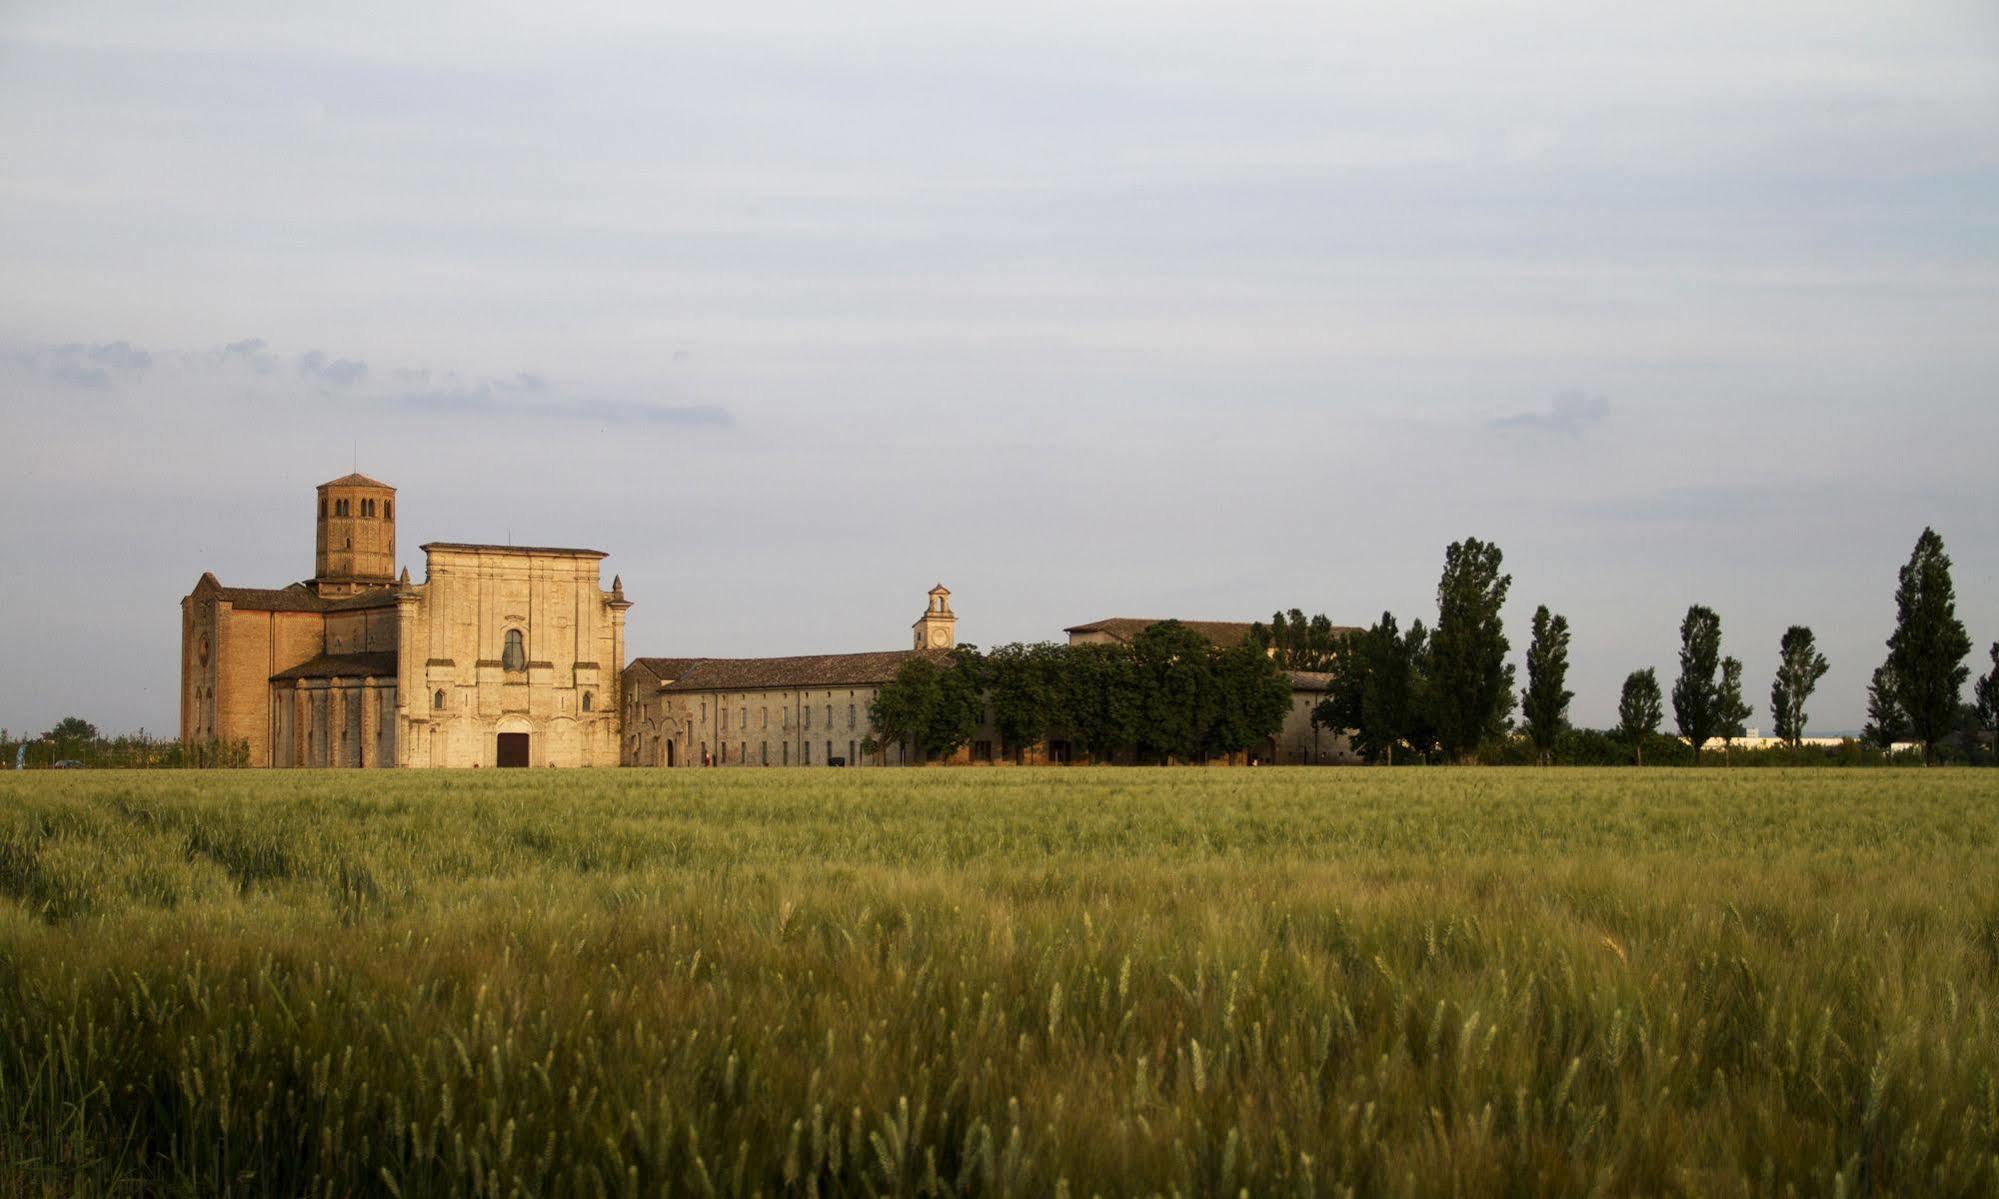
495;715;533;768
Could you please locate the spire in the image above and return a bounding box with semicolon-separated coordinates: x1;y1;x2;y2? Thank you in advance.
398;566;411;586
611;574;624;596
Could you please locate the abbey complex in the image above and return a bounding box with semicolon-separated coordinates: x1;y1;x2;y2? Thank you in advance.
182;475;1350;768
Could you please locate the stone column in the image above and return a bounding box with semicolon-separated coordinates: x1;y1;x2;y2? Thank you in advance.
360;683;378;768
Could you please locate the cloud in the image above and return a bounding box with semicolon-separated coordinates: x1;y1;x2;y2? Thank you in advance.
298;349;368;386
389;381;730;426
12;341;152;388
82;341;152;370
1490;391;1610;437
7;335;734;429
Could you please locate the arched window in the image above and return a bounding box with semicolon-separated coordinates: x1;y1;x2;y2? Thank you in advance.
384;501;392;520
581;692;593;712
502;628;526;672
320;498;327;518
432;689;445;710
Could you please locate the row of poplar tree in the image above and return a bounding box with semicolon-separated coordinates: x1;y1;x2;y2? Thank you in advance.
1288;526;1994;765
868;526;1996;765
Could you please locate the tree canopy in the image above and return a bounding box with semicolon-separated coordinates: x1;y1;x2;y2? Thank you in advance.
1671;606;1730;761
1424;538;1514;762
868;630;1292;765
1519;605;1573;764
1769;626;1830;749
1885;527;1973;763
1617;669;1664;765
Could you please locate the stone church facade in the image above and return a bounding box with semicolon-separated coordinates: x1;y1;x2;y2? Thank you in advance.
180;474;629;768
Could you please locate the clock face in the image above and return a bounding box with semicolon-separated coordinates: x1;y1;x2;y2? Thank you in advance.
929;626;949;646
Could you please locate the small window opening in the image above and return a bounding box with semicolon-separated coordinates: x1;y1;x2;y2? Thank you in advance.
502;628;526;672
432;689;445;710
582;692;593;712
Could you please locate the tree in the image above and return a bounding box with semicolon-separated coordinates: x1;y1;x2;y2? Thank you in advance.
1671;605;1729;762
1130;621;1220;764
1424;538;1515;762
984;643;1060;761
1205;643;1293;761
46;716;99;744
1863;660;1909;750
1884;527;1973;764
1617;669;1663;765
1249;610;1341;671
1519;605;1573;765
1313;613;1429;764
1975;642;1999;738
1057;643;1141;763
868;653;982;762
1717;656;1754;746
1769;626;1830;750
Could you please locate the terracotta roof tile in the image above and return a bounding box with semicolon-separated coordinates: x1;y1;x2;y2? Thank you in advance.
1062;618;1260;647
632;649;946;692
319;473;394;489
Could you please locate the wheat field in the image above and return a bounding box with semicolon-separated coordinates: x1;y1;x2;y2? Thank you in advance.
3;767;1997;1196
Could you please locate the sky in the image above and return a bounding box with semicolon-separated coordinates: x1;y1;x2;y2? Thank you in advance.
2;0;1995;739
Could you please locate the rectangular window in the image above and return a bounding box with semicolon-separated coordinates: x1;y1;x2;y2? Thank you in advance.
825;739;833;766
849;739;857;766
848;704;855;728
803;741;811;765
783;742;789;765
804;706;811;730
761;707;768;729
721;707;728;731
825;704;832;727
740;706;747;728
761;741;768;765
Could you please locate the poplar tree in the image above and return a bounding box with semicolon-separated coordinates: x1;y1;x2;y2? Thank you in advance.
1863;661;1909;750
1769;626;1830;749
1975;643;1999;738
1425;538;1514;762
1718;657;1754;745
1617;668;1663;765
1884;527;1973;764
1671;605;1729;762
1519;605;1573;765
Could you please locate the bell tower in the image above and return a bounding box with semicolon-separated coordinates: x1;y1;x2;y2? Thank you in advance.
912;583;956;650
313;473;397;597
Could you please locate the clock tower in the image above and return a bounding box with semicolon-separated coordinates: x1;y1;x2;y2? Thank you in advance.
912;584;956;650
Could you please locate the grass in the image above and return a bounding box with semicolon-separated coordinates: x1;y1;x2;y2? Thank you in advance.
2;767;1998;1196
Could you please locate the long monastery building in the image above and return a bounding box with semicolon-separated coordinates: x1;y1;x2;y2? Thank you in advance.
183;475;1350;768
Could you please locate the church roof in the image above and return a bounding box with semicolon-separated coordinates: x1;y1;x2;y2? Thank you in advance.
1062;618;1260;647
270;652;398;681
189;575;399;612
422;542;607;559
318;472;394;489
631;649;947;692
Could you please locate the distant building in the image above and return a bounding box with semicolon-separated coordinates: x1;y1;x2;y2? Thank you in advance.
181;475;1362;768
180;474;629;768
